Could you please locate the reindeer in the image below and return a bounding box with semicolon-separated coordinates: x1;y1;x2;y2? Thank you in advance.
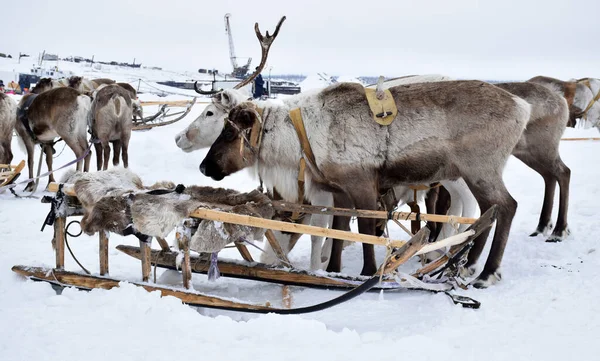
15;87;92;191
0;93;17;166
528;76;600;131
200;76;531;287
90;84;134;170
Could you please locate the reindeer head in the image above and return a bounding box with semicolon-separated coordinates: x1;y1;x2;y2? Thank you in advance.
31;78;55;94
575;78;600;130
174;90;248;152
199;102;262;181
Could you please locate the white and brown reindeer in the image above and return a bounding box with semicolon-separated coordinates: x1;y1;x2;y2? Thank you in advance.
199;75;532;287
90;84;134;170
0;93;17;167
175;16;336;271
15;87;92;191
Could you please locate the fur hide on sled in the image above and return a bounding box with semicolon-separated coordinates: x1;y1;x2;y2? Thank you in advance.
61;168;274;253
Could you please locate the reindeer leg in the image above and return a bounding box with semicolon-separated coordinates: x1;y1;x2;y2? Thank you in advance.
547;157;571;242
112;140;121;167
309;191;333;270
121;132;131;168
352;187;379;276
102;141;111;171
94;143;103;171
78;137;91;172
325;194;353;274
463;174;517;288
424;187;440;241
22;136;36;192
62;137;86;172
43;144;55;187
513;153;557;237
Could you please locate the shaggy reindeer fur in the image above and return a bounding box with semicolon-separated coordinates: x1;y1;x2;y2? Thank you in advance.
15;87;92;191
61;168;273;253
91;84;134;170
0;93;17;166
201;81;531;287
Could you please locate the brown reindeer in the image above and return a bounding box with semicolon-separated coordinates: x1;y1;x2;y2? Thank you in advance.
15;87;92;191
0;93;17;166
200;80;531;288
90;84;134;170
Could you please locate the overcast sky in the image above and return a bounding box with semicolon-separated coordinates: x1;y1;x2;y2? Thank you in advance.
3;0;599;80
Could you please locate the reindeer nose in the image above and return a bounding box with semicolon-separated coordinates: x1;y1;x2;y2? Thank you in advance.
175;134;181;144
200;162;207;175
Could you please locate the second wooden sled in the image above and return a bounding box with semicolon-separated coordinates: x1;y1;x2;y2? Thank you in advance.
132;98;197;131
0;160;26;191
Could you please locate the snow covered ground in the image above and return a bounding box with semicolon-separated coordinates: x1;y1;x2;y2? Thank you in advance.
1;89;600;360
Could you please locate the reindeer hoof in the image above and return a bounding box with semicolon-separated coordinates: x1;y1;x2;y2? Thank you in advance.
530;223;552;237
546;228;570;243
471;271;502;289
23;182;35;193
360;264;378;276
459;264;477;279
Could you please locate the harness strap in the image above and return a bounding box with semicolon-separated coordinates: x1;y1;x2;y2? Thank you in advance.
289;108;316;166
288;108;315;220
17;94;39;142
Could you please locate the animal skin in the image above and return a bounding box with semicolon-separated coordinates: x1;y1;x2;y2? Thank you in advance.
62;168;273;254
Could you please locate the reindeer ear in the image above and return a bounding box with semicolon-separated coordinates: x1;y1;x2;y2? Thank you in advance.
229;107;256;129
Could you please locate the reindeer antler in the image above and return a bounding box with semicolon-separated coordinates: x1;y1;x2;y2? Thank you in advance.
234;16;286;90
194;16;286;96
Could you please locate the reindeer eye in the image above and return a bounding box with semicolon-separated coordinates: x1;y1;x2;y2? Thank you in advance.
206;111;214;117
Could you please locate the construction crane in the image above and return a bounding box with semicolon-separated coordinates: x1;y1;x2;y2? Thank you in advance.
224;13;252;78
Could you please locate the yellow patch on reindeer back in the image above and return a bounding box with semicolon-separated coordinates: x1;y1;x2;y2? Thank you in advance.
364;88;398;125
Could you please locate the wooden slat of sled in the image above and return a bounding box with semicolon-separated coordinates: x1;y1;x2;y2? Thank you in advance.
11;265;278;312
561;137;600;141
116;245;378;288
271;201;477;224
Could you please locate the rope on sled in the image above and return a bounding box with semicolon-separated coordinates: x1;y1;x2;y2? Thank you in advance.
64;220;91;275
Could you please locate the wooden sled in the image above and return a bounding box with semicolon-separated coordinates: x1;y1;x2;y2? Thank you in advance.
0;160;26;190
12;182;497;313
132;98;197;131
